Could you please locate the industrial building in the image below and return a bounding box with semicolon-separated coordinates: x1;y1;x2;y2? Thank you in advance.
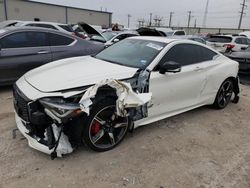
0;0;112;28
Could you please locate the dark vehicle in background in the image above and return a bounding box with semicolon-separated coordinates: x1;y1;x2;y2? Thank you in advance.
0;20;22;29
226;46;250;73
168;35;206;44
0;27;104;86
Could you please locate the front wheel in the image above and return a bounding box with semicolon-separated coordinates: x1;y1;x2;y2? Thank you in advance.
82;98;129;152
213;79;234;109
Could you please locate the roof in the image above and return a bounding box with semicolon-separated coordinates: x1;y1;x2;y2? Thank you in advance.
0;26;73;37
24;0;112;14
17;21;69;26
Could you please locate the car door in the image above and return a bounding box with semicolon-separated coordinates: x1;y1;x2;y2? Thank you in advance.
147;43;208;119
0;31;52;84
49;33;77;61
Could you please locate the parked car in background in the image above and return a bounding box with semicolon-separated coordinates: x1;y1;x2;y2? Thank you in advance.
207;35;250;53
16;21;75;35
74;22;103;39
239;31;250;38
168;35;206;44
165;30;186;37
0;27;104;85
14;37;239;157
0;20;22;29
225;46;250;73
91;31;139;47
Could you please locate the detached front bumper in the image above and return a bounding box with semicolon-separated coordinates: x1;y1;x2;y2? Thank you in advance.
15;112;73;158
15;113;54;155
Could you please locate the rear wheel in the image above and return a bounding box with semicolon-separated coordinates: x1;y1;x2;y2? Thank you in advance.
213;79;234;109
82;98;129;152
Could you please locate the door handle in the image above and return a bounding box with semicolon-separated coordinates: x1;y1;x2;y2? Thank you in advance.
195;67;203;71
37;51;49;54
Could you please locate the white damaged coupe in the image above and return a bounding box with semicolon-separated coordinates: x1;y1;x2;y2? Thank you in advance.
13;37;240;158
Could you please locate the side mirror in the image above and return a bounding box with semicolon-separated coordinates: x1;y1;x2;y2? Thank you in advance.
113;38;120;43
159;61;181;74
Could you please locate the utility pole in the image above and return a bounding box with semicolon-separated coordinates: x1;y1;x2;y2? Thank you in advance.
3;0;8;20
169;12;174;27
238;0;247;29
194;19;197;28
127;14;131;28
149;13;152;27
202;0;209;28
187;11;192;34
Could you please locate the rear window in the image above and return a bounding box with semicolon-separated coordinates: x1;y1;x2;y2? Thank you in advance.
207;36;232;43
59;25;74;32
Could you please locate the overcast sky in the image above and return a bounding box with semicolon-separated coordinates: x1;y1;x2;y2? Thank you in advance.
33;0;250;29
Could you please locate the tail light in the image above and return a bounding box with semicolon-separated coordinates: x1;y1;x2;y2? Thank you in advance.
223;44;235;49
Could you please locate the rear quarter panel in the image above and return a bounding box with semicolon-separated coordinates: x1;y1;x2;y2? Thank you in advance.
202;56;239;104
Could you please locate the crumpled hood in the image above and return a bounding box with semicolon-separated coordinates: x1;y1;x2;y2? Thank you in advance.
24;56;138;93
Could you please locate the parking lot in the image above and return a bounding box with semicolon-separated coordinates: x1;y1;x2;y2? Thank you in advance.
0;83;250;188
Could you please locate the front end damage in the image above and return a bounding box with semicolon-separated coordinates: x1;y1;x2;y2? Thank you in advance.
14;70;151;159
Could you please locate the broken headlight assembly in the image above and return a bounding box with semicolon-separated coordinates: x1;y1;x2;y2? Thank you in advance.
39;97;82;123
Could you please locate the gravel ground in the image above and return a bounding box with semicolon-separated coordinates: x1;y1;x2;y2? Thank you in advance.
0;85;250;188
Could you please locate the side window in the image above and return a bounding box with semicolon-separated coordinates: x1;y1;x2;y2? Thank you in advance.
158;44;201;67
49;33;74;46
199;46;217;61
0;31;49;49
235;38;243;44
241;38;248;45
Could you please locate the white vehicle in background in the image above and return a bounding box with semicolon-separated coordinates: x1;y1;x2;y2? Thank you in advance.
165;30;186;37
13;37;240;158
16;21;75;35
154;27;186;37
207;35;250;53
91;31;139;47
239;31;250;38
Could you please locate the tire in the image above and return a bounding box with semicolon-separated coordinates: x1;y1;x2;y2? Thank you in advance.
81;98;129;152
213;78;234;109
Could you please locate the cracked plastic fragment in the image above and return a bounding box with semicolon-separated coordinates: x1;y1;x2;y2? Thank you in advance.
79;79;152;117
51;124;73;157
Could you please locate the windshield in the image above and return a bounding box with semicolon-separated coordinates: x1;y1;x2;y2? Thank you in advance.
95;39;166;68
59;25;74;32
166;32;174;36
102;32;118;41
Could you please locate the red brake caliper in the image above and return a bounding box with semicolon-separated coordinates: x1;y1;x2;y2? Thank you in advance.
91;121;101;135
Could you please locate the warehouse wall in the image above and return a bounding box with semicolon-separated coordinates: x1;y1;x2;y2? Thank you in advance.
0;0;112;27
6;0;66;23
0;0;5;21
67;8;111;27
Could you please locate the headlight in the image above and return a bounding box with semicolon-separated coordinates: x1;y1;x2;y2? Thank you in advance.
39;97;80;116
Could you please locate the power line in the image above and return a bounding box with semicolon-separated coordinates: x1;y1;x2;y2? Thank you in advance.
238;0;247;29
